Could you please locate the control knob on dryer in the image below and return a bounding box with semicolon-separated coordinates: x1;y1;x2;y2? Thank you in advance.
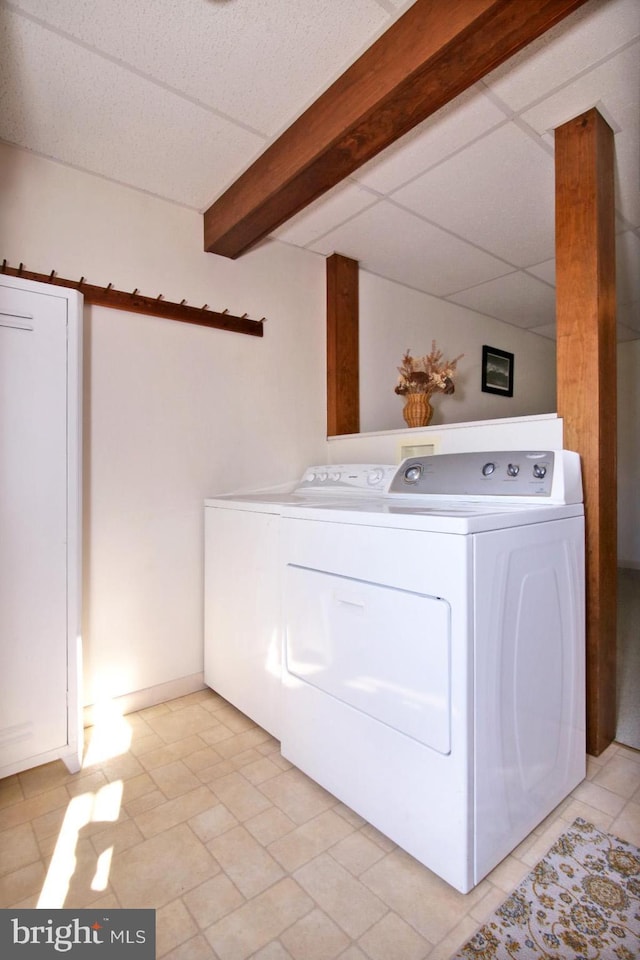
403;464;422;483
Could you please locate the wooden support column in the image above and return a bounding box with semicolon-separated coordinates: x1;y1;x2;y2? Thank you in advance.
327;254;359;436
555;108;617;756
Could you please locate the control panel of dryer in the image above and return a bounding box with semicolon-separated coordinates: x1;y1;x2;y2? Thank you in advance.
389;450;583;504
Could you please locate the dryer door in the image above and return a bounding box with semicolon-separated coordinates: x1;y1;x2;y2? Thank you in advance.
284;564;451;755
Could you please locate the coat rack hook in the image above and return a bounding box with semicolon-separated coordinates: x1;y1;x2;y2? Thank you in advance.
221;308;229;315
49;270;56;280
132;288;139;296
1;259;7;272
202;304;208;311
241;313;248;320
105;282;113;292
79;277;85;286
18;263;24;275
156;294;163;301
180;299;187;306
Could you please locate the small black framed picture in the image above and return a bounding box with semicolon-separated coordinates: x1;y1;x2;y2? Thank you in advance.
481;345;514;397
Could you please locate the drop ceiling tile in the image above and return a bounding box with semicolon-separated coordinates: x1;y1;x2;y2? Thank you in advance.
0;10;263;209
309;201;513;296
527;323;557;340
610;136;640;228
522;44;640;226
483;0;640;112
377;0;415;9
271;181;378;246
446;272;556;329
392;123;556;266
353;86;507;194
9;0;395;136
527;259;556;286
522;44;639;136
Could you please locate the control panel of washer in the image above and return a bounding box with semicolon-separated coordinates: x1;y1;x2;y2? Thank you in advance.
389;450;583;503
296;463;397;494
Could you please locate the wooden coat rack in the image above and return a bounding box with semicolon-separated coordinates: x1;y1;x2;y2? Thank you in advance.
0;261;264;337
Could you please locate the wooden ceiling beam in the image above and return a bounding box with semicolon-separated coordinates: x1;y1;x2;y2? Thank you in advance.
204;0;588;259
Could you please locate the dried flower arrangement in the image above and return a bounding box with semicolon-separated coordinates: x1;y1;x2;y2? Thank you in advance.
394;341;463;397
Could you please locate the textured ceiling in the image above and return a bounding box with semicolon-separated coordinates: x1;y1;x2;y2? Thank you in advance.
1;0;638;341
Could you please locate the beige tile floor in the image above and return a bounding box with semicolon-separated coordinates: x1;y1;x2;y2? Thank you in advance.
1;688;639;960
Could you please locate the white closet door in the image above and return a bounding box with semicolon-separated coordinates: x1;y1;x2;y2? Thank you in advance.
0;284;70;767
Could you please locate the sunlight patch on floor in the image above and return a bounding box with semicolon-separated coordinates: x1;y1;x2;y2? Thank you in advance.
83;700;133;767
37;780;123;908
92;847;113;893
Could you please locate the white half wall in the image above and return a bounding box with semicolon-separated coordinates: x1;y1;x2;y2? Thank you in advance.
327;414;563;465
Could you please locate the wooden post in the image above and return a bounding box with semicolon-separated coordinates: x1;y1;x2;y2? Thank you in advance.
326;254;359;436
555;108;617;756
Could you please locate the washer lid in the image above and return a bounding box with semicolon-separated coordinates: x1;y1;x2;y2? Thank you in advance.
205;463;396;513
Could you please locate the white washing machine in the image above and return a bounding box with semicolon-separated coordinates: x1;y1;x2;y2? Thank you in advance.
279;450;585;893
204;465;398;739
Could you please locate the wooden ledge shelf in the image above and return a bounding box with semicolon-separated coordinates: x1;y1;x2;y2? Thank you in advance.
0;262;264;337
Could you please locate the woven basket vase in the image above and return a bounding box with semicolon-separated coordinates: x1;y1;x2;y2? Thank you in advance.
403;392;434;428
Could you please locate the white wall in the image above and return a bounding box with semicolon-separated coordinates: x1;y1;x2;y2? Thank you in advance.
359;272;557;433
618;339;640;567
0;142;328;708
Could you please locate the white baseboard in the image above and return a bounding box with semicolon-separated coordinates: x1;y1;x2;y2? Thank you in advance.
83;673;206;727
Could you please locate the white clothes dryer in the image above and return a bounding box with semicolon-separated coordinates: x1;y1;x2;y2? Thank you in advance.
279;450;585;893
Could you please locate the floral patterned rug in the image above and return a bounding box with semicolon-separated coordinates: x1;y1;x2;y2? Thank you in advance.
452;818;640;959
